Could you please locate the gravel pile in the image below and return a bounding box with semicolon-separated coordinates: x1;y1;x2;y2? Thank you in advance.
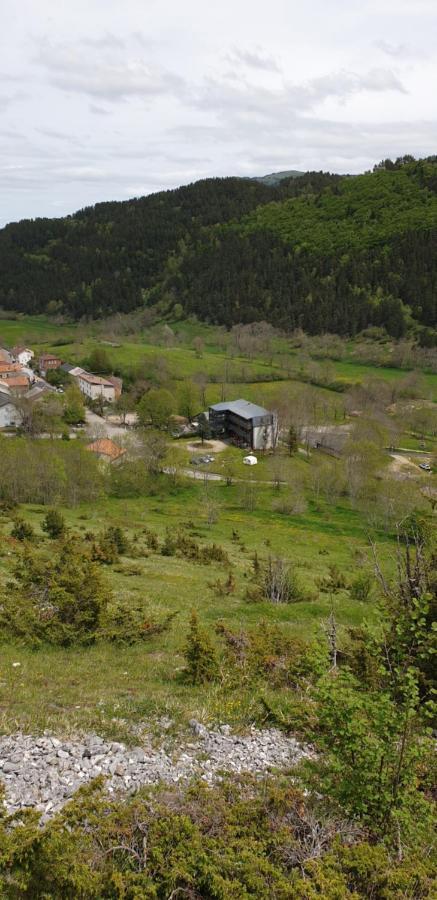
0;721;312;820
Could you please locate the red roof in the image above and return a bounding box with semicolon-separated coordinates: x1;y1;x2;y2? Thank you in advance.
86;438;126;461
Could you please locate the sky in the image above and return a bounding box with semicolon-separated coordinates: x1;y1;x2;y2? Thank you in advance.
1;0;437;224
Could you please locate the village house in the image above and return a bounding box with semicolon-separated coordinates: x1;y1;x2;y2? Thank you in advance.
38;354;62;376
11;346;34;366
77;373;116;403
5;375;30;395
0;393;23;429
208;400;278;450
0;348;12;363
86;438;126;464
0;362;23;380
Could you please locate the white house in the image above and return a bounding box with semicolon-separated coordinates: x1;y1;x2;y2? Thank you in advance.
0;394;22;429
11;346;34;366
77;372;116;403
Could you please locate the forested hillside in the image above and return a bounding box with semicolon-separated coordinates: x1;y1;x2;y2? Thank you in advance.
1;158;437;336
166;159;437;336
0;172;336;320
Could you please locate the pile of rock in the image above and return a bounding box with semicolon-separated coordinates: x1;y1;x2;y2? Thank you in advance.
0;723;313;820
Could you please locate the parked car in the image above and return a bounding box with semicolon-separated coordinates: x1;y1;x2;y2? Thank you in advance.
419;463;432;471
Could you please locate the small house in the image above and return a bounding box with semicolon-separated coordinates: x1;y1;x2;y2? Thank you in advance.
4;375;29;395
0;393;22;428
86;438;126;464
77;373;116;403
38;354;62;376
11;347;34;366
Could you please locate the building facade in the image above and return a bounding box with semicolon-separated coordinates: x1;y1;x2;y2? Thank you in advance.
208;399;278;450
0;394;22;428
77;373;116;403
38;354;62;376
11;347;34;366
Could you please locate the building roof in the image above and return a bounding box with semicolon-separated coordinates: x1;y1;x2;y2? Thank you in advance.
12;346;32;355
0;349;12;363
209;399;272;420
0;362;21;374
86;438;126;461
79;372;114;387
0;393;16;408
25;383;55;401
6;375;29;389
39;353;61;362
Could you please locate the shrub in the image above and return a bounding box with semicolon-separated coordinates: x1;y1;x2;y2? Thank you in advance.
183;610;218;684
262;556;309;603
11;518;34;542
317;564;349;593
42;509;66;539
100;601;177;644
350;571;375;603
0;540;108;646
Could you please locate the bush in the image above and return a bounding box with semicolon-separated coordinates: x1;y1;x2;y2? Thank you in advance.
42;509;66;539
0;540;108;646
183;610;218;684
246;556;310;603
100;601;177;644
350;571;375;603
91;526;129;564
11;518;34;542
317;564;349;593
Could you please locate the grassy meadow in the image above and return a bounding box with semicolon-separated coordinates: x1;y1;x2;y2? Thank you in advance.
0;313;435;741
0;480;395;742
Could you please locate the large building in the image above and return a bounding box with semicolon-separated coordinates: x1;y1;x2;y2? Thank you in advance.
77;372;115;403
208;399;278;450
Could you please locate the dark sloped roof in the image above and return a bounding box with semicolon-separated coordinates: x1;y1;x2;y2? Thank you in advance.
209;399;271;420
0;393;16;408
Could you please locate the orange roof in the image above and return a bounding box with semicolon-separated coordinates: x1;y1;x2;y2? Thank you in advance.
0;363;21;373
79;373;114;387
6;376;29;388
86;438;126;461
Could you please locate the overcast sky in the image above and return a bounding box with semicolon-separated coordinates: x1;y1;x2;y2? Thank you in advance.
1;0;437;224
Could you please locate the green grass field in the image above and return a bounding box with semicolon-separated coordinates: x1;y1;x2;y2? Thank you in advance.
0;479;394;740
0;314;433;740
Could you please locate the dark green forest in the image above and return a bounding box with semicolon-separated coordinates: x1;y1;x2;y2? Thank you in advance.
1;157;437;336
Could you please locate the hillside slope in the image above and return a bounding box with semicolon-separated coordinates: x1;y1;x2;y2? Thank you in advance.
1;160;437;336
164;160;437;336
0;172;337;321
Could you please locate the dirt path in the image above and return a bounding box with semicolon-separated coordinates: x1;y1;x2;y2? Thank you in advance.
389;453;421;477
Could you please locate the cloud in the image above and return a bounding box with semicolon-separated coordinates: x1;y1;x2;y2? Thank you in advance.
375;40;425;61
89;103;111;116
35;38;186;102
190;66;406;132
227;46;281;72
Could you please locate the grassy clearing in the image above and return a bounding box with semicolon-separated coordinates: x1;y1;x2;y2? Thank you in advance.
0;480;394;738
0;314;432;738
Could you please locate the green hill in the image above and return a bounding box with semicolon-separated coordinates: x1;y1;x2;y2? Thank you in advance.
164;159;437;336
1;158;437;337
